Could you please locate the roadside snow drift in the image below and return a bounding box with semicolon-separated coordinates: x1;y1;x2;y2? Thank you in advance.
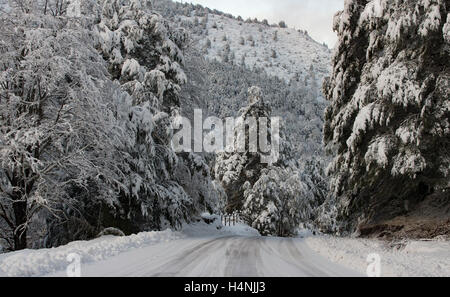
0;229;184;277
305;235;450;277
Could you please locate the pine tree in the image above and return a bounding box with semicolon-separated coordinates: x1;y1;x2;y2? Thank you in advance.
213;87;323;236
215;87;272;212
321;0;450;233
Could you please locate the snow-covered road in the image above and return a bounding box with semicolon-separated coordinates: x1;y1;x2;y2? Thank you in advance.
47;235;361;277
2;222;447;277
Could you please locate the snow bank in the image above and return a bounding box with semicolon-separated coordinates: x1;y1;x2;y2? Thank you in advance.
304;235;450;277
0;229;184;277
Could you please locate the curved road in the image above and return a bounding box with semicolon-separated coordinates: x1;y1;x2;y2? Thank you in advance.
57;236;361;277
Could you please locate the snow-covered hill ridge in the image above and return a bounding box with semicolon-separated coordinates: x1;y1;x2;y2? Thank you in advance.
193;14;331;84
153;0;332;87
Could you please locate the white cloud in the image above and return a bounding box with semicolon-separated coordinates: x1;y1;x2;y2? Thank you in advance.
175;0;344;47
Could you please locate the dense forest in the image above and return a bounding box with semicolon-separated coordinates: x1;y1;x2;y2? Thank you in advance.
0;0;448;252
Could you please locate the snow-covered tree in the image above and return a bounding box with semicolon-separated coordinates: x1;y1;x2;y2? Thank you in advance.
96;0;187;111
243;166;317;236
321;0;450;233
94;0;218;232
0;4;121;250
221;43;231;63
214;87;273;212
212;86;325;236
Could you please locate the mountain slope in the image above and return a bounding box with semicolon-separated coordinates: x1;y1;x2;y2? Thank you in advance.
153;0;331;92
192;13;331;86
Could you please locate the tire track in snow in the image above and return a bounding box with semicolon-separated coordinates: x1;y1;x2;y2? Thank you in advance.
149;236;234;276
224;237;262;277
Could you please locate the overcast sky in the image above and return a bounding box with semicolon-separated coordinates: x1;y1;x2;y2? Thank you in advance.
176;0;344;47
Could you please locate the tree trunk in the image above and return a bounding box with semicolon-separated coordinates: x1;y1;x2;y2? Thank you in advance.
13;199;27;250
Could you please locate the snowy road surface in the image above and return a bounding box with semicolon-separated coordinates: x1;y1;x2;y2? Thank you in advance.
48;236;361;277
1;222;448;277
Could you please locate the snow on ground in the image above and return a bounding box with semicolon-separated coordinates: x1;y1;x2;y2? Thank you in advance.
184;221;260;238
1;217;447;277
0;217;258;277
0;229;184;277
45;228;361;277
304;235;450;277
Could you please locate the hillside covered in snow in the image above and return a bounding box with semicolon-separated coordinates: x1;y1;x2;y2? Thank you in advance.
153;0;332;86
